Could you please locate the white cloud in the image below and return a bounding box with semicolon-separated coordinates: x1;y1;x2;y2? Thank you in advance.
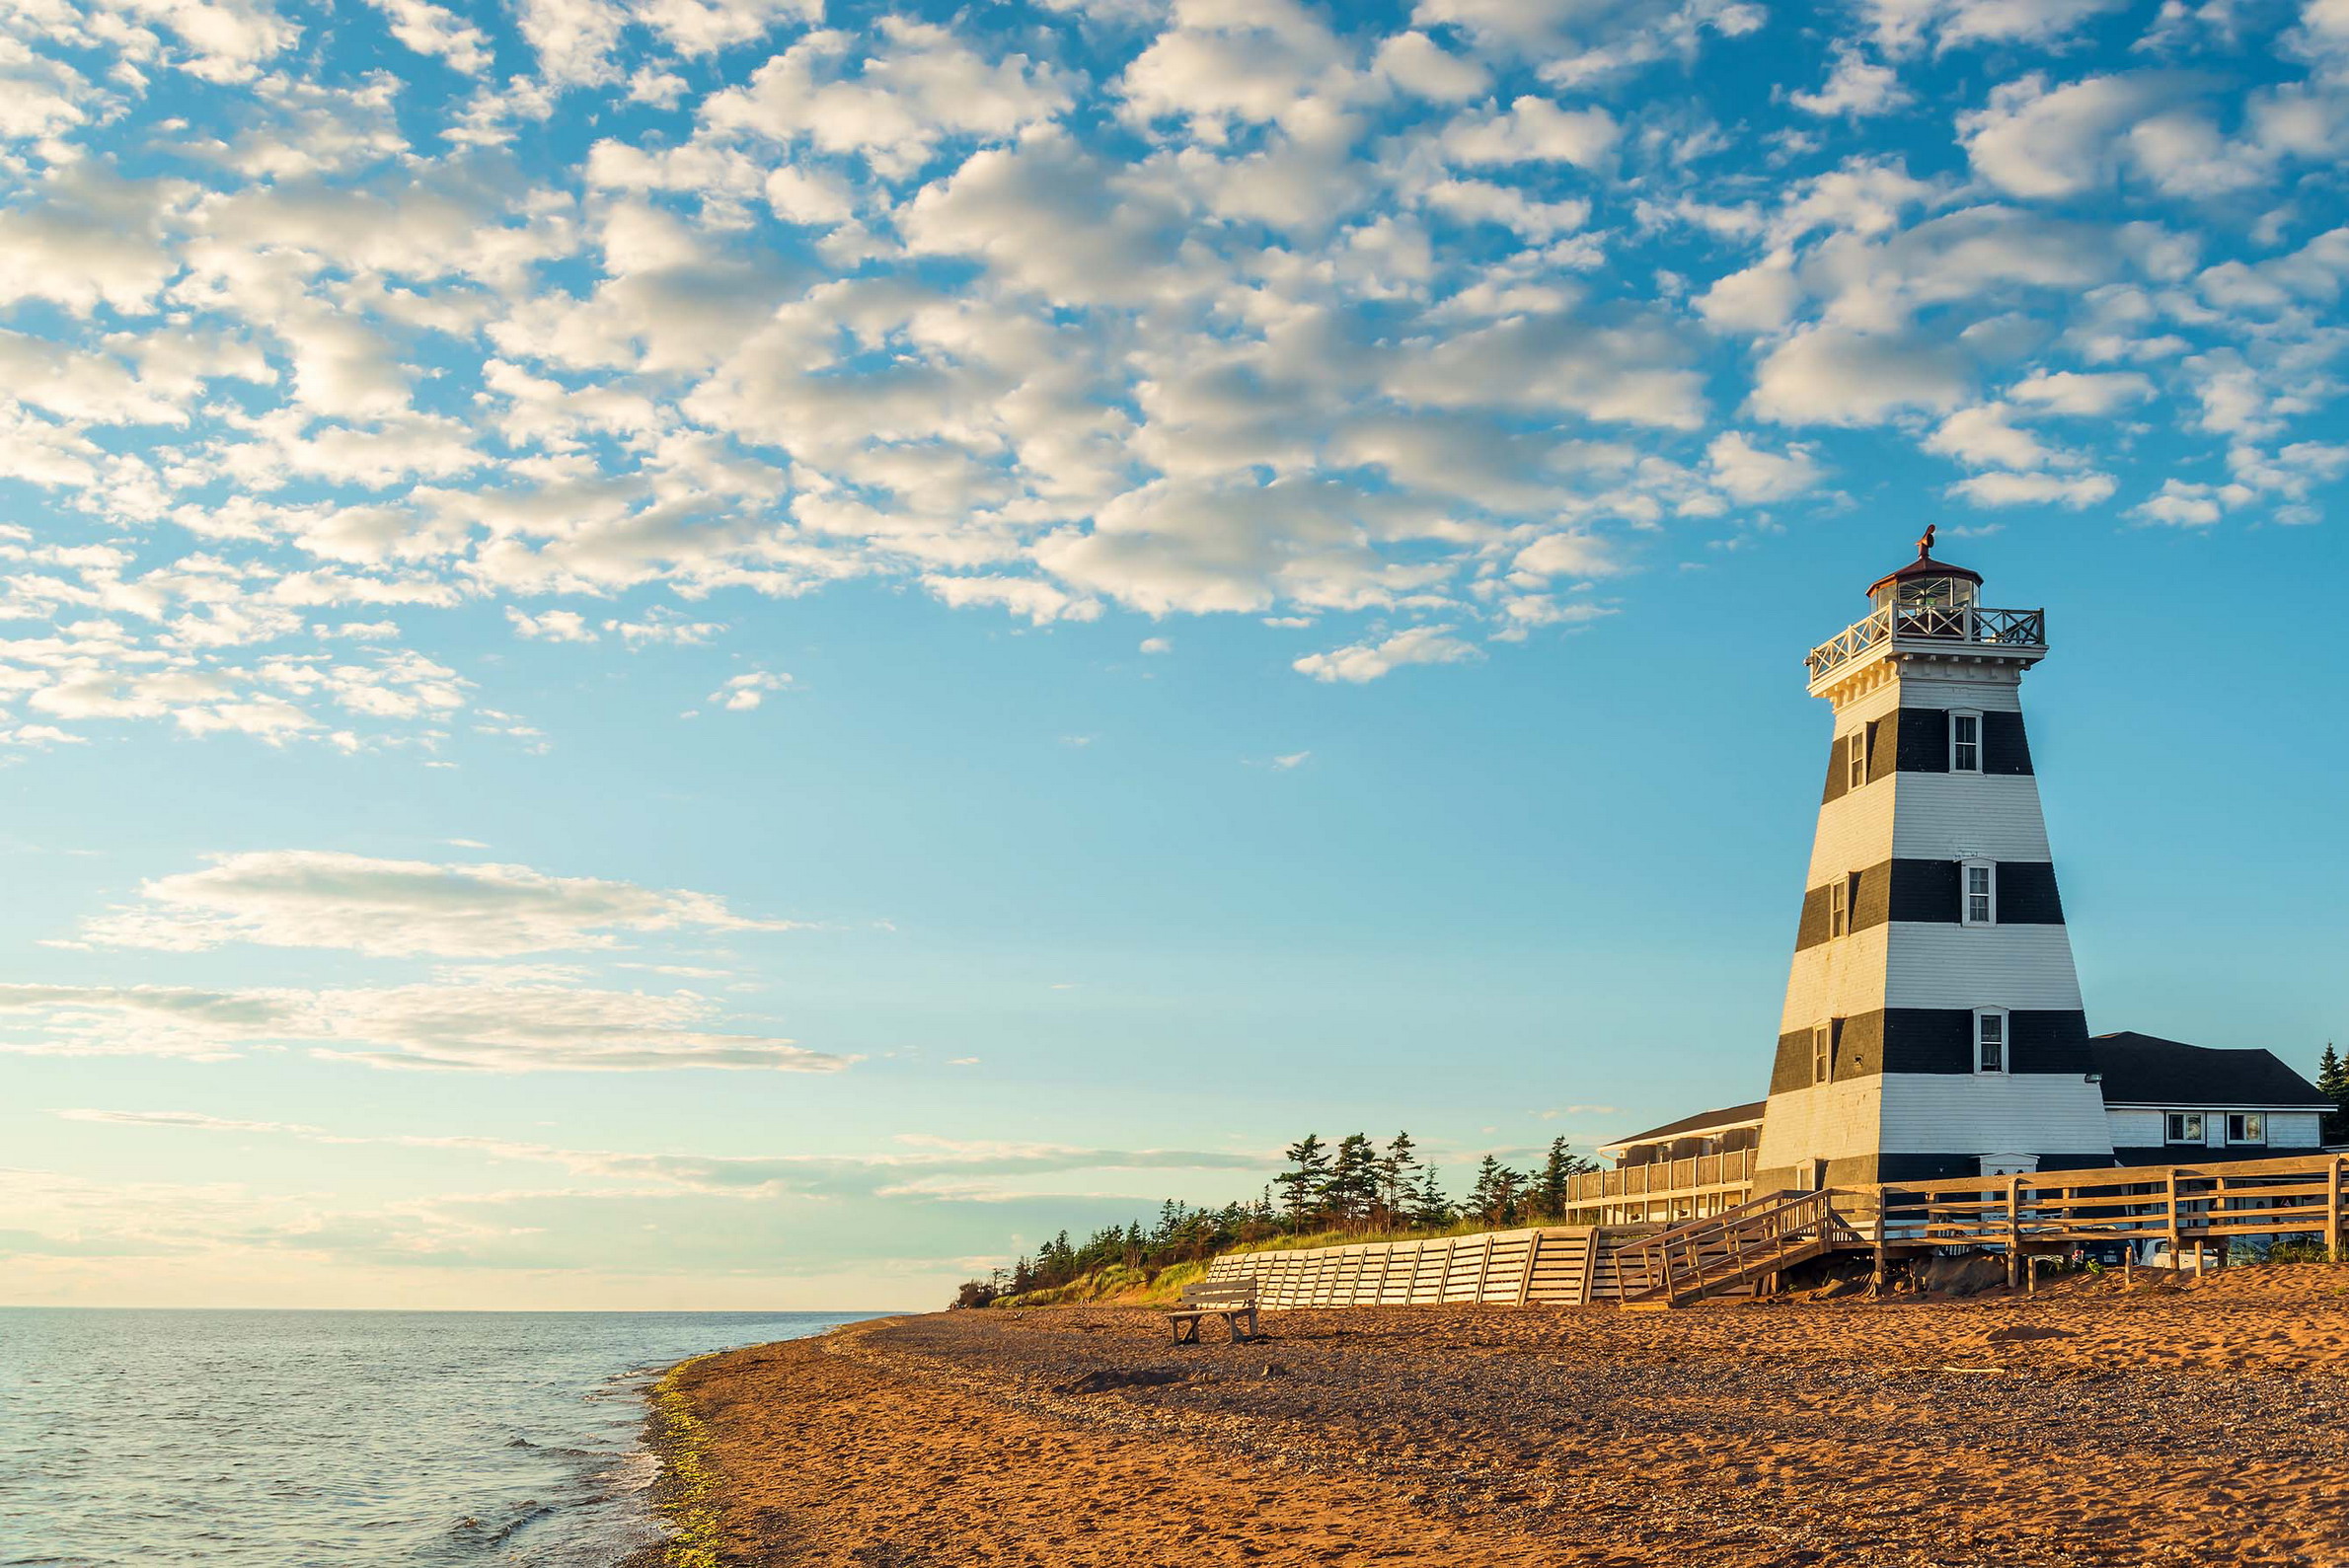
0;978;845;1072
1373;31;1487;102
72;850;799;957
1138;635;1172;654
700;21;1072;178
505;607;598;642
1750;328;1971;426
923;574;1100;625
362;0;493;74
1293;624;1481;683
1868;0;2126;54
1788;45;1910;117
1116;0;1345;135
1925;403;2070;470
1705;431;1824;502
2007;369;2156;415
1947;470;2116;507
1440;97;1620;168
708;670;791;710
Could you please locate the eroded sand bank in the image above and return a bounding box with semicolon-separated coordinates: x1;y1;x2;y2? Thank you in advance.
654;1264;2349;1567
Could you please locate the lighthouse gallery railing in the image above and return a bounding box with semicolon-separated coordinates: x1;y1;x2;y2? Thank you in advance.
1806;604;2045;680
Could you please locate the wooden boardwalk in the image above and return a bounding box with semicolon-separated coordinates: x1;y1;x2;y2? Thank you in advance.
1206;1153;2349;1310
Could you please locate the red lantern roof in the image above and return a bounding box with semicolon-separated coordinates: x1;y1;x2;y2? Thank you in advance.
1864;524;1983;599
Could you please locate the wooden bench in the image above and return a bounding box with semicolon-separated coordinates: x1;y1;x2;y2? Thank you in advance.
1166;1280;1260;1345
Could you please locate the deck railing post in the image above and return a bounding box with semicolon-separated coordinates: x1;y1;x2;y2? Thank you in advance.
2332;1156;2346;1265
1871;1191;1887;1290
2005;1174;2023;1289
2165;1166;2181;1271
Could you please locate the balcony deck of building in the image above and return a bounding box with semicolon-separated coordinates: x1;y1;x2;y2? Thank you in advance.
1553;1148;1757;1226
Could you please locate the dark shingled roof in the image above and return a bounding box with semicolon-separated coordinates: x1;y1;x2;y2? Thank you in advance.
1604;1099;1768;1150
2089;1032;2331;1107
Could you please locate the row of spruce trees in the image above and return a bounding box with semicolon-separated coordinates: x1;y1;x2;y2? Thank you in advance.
950;1132;1598;1308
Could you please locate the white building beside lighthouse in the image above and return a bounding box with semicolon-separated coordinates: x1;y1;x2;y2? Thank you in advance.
1751;530;2115;1188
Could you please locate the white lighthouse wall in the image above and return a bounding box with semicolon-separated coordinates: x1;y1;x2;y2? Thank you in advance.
1803;777;1898;886
1887;775;2053;862
1885;671;2024;712
1779;923;1890;1032
1880;924;2084;1010
1876;1075;2111;1155
1803;776;2055;896
1753;1078;1883;1168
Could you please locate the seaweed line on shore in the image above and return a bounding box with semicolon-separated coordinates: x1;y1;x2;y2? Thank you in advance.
625;1353;725;1568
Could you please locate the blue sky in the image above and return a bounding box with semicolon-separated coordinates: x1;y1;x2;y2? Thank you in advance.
1;0;2343;1309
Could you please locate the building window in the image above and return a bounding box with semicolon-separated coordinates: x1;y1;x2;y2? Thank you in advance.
1828;875;1850;938
2227;1113;2266;1146
2165;1111;2205;1145
1847;725;1869;791
1950;710;1982;773
1974;1008;2008;1074
1961;859;1997;926
1812;1022;1837;1085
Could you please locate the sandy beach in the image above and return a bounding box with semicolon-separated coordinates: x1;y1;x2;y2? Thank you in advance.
644;1263;2349;1567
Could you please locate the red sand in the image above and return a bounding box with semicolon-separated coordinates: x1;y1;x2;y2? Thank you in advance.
660;1263;2349;1566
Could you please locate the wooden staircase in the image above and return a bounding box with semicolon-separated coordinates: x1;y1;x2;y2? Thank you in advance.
1617;1189;1861;1309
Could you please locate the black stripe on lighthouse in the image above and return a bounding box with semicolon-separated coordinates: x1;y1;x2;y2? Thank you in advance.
1794;859;2066;948
1771;1008;2092;1089
1822;710;2033;797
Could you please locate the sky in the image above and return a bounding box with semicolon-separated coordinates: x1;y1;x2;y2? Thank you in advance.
1;0;2345;1311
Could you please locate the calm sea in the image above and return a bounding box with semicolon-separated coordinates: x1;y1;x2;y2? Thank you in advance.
0;1307;876;1568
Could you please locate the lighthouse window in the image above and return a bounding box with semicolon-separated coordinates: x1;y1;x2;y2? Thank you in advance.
1828;876;1850;938
1973;1008;2008;1074
1949;710;1982;773
1847;727;1869;790
1961;859;1997;926
1811;1021;1839;1084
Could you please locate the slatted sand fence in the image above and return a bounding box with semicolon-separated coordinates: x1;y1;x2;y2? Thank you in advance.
1203;1226;1669;1308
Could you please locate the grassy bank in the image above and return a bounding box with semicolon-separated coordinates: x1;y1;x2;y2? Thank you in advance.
987;1219;1506;1308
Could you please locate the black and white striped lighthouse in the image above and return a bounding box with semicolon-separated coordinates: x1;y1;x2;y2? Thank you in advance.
1751;531;2115;1188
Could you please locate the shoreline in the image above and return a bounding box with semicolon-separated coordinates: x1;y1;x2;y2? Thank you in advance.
638;1264;2349;1566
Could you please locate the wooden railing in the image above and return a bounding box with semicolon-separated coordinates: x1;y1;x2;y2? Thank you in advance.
1856;1153;2349;1269
1619;1188;1857;1307
1559;1147;1756;1215
1806;603;2046;680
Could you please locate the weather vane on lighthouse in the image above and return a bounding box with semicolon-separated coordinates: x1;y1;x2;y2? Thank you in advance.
1917;523;1936;557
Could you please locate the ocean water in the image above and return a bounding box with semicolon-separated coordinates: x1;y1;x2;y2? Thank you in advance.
0;1307;875;1568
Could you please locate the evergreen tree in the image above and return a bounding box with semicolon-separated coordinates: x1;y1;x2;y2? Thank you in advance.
1411;1163;1451;1229
1379;1131;1420;1226
1277;1133;1329;1232
2320;1042;2347;1145
1325;1133;1381;1230
1467;1155;1505;1225
1535;1136;1599;1221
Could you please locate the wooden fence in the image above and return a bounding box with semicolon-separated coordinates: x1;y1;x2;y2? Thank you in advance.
1203;1226;1666;1307
1860;1151;2349;1262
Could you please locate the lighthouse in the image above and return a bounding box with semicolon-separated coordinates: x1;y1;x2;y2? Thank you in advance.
1750;530;2116;1189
